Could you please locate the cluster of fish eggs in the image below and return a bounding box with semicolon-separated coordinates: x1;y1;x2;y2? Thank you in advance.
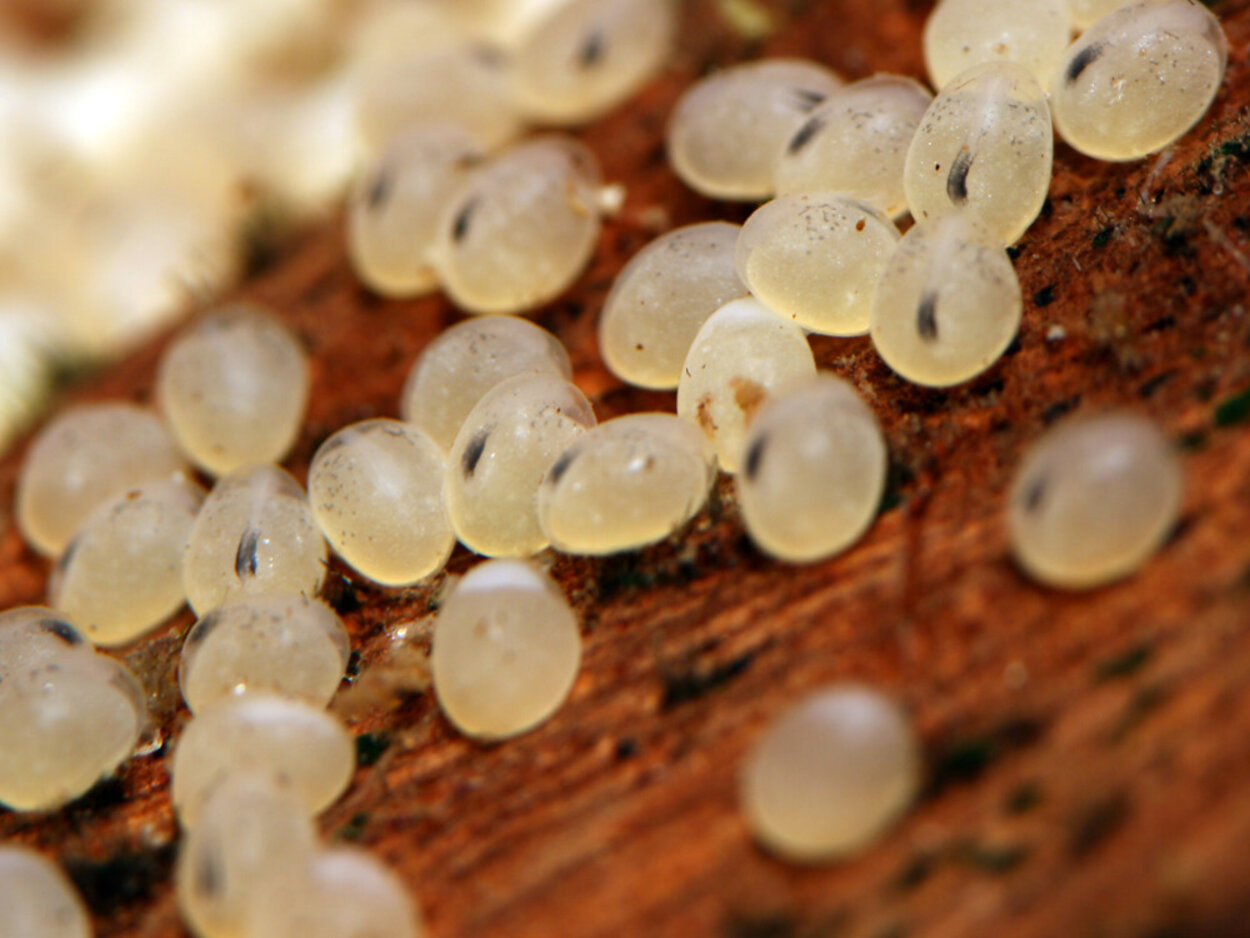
0;0;1224;927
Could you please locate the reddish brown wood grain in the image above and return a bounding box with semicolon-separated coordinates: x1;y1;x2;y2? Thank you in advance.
4;1;1250;936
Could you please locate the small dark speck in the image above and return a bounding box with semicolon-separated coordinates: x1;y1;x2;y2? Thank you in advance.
40;618;83;646
791;87;826;111
1033;284;1056;307
196;849;221;899
462;429;490;478
916;291;939;342
1041;395;1080;424
1092;226;1114;248
1065;41;1106;85
787;114;825;155
547;448;577;486
452;197;479;243
366;169;391;210
235;527;262;580
1215;387;1250;427
615;737;638;760
1143;315;1176;334
946;148;973;205
744;434;767;481
578;29;605;68
1023;475;1047;513
1006;245;1023;261
1137;370;1176;399
185;610;222;646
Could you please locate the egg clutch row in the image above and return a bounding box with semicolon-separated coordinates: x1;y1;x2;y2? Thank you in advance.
0;0;1225;934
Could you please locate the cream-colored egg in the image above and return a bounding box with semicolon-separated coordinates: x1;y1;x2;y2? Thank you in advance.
598;222;747;390
431;559;580;740
0;846;91;938
1008;412;1183;588
309;419;454;587
446;373;597;557
741;685;920;861
676;298;816;472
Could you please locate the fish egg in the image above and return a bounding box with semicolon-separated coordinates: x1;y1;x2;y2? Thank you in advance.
243;847;424;938
598;221;747;390
0;654;147;812
870;213;1021;387
511;0;676;124
676;298;816;472
924;0;1071;89
667;58;843;200
156;305;310;477
352;41;523;153
1008;412;1183;589
178;595;350;714
0;607;93;682
903;61;1053;245
773;74;932;218
175;773;317;938
400;316;572;451
16;402;186;557
0;846;91;938
50;479;204;647
1049;0;1227;161
309;419;454;587
737;374;887;562
183;464;328;617
1066;0;1135;29
171;691;355;827
734;193;900;336
538;413;715;554
446;373;597;557
431;136;603;314
431;559;581;740
347;125;484;298
741;685;920;862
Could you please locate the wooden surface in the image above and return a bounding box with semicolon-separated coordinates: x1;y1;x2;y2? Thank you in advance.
4;1;1250;935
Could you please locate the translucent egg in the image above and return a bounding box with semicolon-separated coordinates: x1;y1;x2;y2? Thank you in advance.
511;0;676;124
309;420;454;587
734;194;900;336
446;373;597;557
175;773;317;938
537;413;715;554
676;298;816;472
598;222;748;390
0;847;91;938
50;479;204;647
0;607;93;682
179;595;350;714
737;375;887;563
347;125;484;298
171;691;355;827
16;402;187;557
431;136;603;314
243;847;424;938
924;0;1071;90
667;59;843;200
353;41;523;153
773;74;933;218
903;61;1053;246
0;654;146;812
157;305;310;477
431;559;580;740
870;213;1021;387
1049;0;1227;161
183;464;328;617
400;316;572;451
1066;0;1135;29
1008;412;1183;589
741;685;920;862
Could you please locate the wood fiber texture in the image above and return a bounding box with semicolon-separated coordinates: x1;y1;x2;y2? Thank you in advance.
4;1;1250;936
